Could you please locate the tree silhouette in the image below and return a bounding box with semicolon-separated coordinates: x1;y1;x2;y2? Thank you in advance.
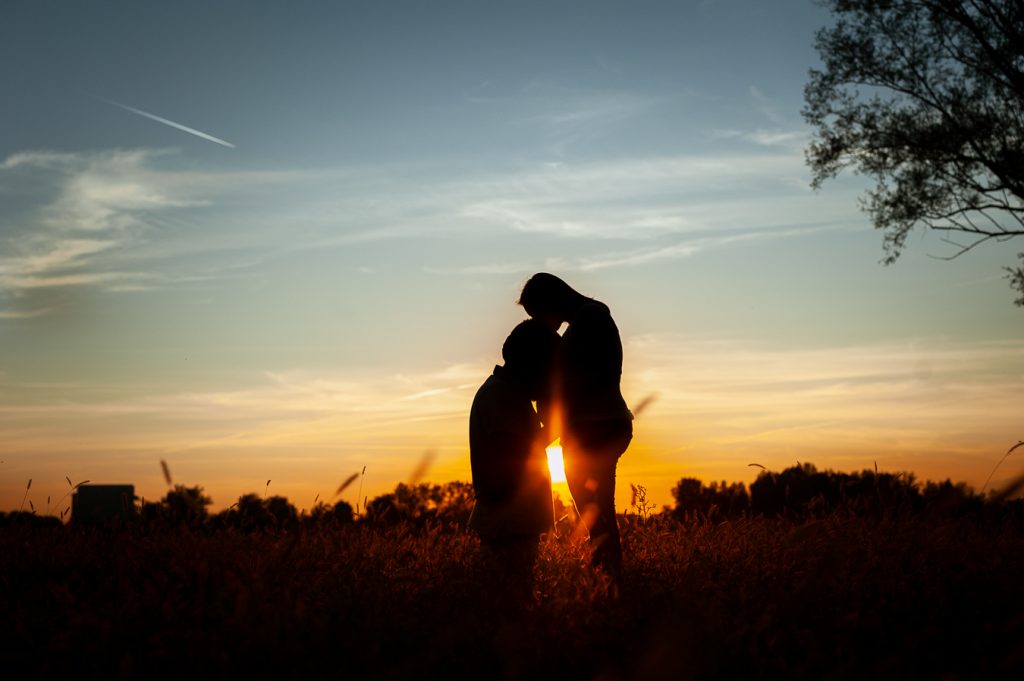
265;495;299;528
307;500;354;527
162;485;212;527
364;481;475;528
803;0;1024;305
671;477;749;519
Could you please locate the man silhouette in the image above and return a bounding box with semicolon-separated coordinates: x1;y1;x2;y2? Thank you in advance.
469;319;558;587
518;273;632;582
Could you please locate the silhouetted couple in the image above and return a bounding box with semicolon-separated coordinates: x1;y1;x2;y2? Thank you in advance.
469;273;633;591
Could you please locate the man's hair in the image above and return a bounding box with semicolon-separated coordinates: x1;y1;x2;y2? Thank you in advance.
517;272;583;316
502;319;558;372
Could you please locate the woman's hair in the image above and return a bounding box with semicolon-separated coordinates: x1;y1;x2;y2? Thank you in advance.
517;272;585;316
502;318;558;374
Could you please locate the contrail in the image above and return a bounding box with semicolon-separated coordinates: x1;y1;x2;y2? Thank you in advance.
100;97;236;148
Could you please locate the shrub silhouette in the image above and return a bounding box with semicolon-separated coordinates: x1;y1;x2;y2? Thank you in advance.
749;463;836;517
920;479;986;518
364;481;474;528
209;493;302;531
670;463;1013;520
265;495;299;528
0;511;63;529
166;485;212;525
748;464;933;518
140;485;212;527
306;500;354;527
672;478;749;519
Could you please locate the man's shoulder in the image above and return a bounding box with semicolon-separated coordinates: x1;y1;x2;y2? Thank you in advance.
569;299;616;333
579;299;611;317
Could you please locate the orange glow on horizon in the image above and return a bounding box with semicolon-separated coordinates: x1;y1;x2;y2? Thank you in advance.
546;442;567;484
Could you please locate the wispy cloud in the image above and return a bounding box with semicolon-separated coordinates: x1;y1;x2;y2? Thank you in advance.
749;85;786;126
707;127;808;149
523;90;658;128
745;129;807;147
424;261;533;276
0;235;151;291
3;335;1019;507
427;223;849;275
0;307;52;319
450;152;818;239
564;224;842;271
0;362;487;456
0;150;81;171
0;142;859;303
621;334;1024;483
0;148;308;299
278;149;838;262
468;82;664;156
0;238;114;276
0;150;198;296
3;271;155;290
0;359;494;507
591;53;624;76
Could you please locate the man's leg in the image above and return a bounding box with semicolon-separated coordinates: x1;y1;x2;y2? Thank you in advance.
565;428;631;581
587;454;622;581
564;450;598;530
564;451;621;579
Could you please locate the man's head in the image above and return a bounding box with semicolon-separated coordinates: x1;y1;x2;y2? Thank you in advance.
502;319;559;398
517;272;586;329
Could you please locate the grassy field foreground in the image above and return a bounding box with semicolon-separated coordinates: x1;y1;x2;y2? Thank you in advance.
3;512;1024;679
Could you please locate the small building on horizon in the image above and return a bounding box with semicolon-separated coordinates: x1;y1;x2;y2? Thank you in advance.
72;484;136;524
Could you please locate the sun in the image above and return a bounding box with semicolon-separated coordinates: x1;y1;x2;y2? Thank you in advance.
546;441;567;484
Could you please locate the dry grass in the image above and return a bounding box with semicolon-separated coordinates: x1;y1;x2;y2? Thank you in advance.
2;513;1024;678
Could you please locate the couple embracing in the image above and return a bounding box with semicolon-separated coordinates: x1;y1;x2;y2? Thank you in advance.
469;273;633;586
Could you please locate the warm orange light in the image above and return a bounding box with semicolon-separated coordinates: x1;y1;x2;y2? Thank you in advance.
546;441;567;484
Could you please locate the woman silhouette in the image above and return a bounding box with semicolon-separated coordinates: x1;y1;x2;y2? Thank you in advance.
518;273;632;581
468;319;559;591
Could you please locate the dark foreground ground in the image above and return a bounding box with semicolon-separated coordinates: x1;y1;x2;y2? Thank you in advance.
3;513;1024;680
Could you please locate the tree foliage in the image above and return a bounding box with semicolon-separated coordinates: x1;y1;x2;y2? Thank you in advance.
210;493;301;531
140;484;212;527
803;0;1024;305
671;477;749;519
669;462;1017;520
364;481;475;528
747;462;922;517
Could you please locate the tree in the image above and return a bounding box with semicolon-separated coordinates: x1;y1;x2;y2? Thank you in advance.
364;481;476;528
215;493;300;531
671;477;750;519
803;0;1024;305
306;499;354;527
264;495;299;528
162;484;212;526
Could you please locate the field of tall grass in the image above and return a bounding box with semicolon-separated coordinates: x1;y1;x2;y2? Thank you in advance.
3;498;1024;679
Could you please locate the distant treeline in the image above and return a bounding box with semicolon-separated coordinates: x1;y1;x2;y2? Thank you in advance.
672;462;1021;521
2;462;1021;530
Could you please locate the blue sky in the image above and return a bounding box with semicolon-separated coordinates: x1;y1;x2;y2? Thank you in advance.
1;0;1021;512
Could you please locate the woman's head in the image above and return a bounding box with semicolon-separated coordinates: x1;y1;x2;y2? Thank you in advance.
502;318;559;397
518;273;586;328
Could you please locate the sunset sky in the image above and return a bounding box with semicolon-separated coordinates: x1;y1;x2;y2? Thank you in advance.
2;0;1021;514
